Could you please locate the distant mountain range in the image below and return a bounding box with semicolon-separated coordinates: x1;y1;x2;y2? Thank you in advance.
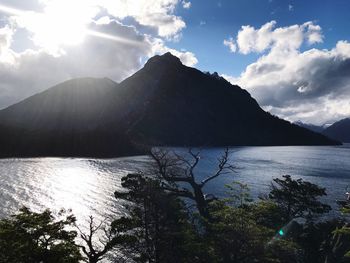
0;52;339;158
323;118;350;143
293;121;327;134
295;119;350;143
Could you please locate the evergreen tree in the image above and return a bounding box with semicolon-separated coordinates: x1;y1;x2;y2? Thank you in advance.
269;175;331;221
0;207;82;263
113;173;205;263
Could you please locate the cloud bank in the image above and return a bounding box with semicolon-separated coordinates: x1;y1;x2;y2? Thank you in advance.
224;21;350;124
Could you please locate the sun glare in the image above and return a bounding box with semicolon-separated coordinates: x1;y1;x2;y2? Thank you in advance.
0;1;143;54
0;1;99;54
20;0;99;53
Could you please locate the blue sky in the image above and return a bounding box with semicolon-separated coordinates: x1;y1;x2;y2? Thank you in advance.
0;0;349;124
171;0;350;75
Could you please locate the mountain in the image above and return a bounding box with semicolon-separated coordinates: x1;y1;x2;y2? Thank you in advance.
323;118;350;143
0;77;116;131
0;78;141;157
0;52;339;158
294;121;326;133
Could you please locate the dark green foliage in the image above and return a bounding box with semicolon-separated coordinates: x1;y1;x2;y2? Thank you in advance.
224;181;253;207
294;220;348;263
314;207;350;263
269;175;331;222
112;173;301;263
204;183;300;263
264;239;300;263
0;207;82;263
113;173;202;263
326;225;350;263
207;201;272;262
249;200;286;229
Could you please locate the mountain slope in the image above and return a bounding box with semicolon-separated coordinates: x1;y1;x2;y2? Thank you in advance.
0;53;339;158
101;53;339;146
0;77;117;131
294;121;326;133
0;78;141;157
323;118;350;143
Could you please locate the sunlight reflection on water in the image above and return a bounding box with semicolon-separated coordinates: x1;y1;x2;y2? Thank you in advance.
1;145;350;225
0;156;149;226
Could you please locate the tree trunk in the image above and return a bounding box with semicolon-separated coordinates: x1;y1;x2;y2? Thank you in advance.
192;183;210;219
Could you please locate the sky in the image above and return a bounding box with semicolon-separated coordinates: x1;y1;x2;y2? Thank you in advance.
0;0;349;125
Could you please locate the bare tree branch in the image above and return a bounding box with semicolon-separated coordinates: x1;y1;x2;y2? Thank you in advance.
76;216;123;263
149;147;234;219
200;148;234;187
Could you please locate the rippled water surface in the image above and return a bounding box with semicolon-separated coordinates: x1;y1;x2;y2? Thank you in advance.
1;145;350;223
0;156;150;222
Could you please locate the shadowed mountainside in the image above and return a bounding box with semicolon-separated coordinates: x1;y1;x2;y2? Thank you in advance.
294;121;326;134
0;53;340;157
0;78;141;157
323;118;350;143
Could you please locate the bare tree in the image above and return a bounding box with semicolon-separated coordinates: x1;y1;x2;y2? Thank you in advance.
150;148;235;219
76;216;132;263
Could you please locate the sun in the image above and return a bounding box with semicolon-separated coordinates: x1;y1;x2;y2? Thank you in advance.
15;0;99;54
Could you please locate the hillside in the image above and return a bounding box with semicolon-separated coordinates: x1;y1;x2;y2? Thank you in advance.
323;118;350;143
0;78;140;157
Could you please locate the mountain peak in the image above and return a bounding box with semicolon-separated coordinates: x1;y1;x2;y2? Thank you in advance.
144;52;183;69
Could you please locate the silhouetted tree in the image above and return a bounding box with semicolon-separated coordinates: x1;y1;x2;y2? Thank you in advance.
76;216;135;263
269;175;331;222
205;182;299;263
113;173;204;263
150;148;234;219
0;207;82;263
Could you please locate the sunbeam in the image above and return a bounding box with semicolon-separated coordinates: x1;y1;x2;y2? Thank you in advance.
0;4;26;16
0;3;143;52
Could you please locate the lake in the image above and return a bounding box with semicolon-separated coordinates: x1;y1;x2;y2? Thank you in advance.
1;145;350;225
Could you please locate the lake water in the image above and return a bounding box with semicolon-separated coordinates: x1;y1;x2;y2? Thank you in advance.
1;145;350;225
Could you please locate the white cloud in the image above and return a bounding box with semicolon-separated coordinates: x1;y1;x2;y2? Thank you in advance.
182;1;191;9
262;97;350;125
335;40;350;57
234;20;323;54
220;74;239;84
304;22;323;44
2;0;188;41
0;26;14;63
96;0;186;39
288;4;293;11
223;37;237;53
223;21;350;124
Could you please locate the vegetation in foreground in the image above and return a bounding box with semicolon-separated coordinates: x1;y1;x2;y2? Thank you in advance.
1;149;350;263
